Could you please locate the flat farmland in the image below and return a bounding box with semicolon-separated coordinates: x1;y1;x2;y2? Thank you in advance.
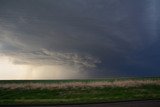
0;77;160;105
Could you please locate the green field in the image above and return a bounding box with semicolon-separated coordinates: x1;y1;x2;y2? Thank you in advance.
0;77;160;105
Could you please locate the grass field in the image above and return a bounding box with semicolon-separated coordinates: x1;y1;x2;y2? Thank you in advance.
0;77;160;105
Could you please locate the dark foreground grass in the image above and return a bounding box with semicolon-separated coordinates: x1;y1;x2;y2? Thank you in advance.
0;78;160;105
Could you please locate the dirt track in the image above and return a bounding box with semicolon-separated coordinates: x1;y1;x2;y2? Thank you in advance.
1;100;160;107
43;100;160;107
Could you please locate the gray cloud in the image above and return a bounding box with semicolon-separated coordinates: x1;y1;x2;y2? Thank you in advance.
0;0;160;78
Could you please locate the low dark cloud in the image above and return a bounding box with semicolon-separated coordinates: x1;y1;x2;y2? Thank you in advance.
0;0;160;78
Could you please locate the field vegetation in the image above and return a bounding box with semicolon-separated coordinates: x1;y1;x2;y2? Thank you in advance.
0;77;160;105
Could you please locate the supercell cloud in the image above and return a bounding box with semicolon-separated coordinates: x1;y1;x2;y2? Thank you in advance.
0;0;160;79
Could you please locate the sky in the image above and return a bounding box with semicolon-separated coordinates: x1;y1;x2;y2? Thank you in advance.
0;0;160;80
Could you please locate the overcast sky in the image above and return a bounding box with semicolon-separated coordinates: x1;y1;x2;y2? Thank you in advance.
0;0;160;79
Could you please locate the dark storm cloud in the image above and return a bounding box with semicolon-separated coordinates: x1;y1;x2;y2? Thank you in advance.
0;0;160;77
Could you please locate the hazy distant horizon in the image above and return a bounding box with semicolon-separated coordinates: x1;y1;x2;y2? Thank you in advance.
0;0;160;80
